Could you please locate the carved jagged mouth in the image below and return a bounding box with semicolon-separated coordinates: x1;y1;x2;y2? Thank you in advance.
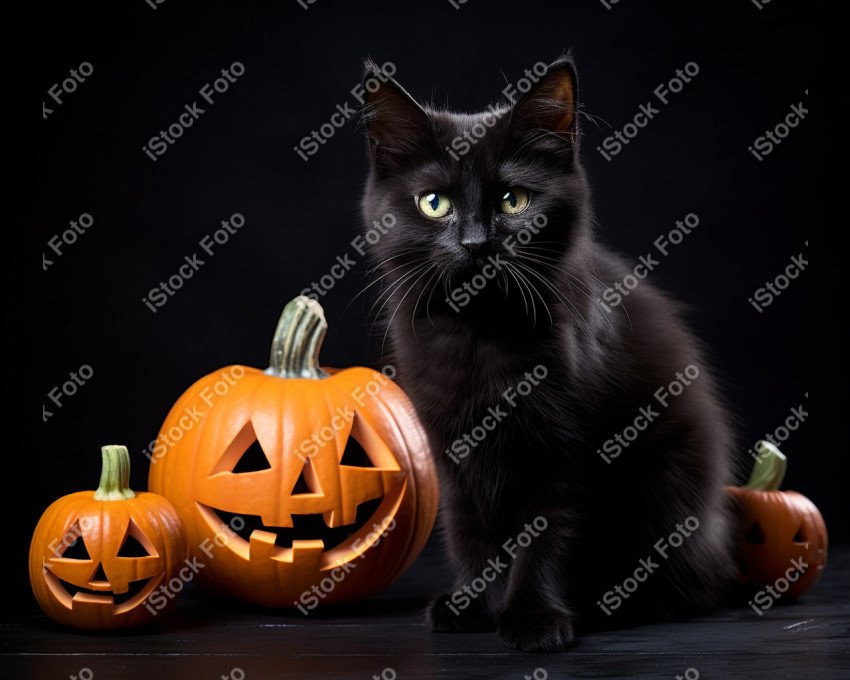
44;570;157;609
203;497;384;551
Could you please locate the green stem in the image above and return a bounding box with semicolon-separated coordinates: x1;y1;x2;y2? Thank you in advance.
743;440;787;491
266;296;329;379
94;445;136;500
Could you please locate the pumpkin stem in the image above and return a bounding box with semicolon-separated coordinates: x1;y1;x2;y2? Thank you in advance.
266;296;330;379
94;445;136;500
743;441;787;491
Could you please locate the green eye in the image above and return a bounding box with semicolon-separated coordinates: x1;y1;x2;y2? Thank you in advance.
417;192;453;219
499;187;530;215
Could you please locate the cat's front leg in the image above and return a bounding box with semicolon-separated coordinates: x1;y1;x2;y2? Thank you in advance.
427;498;507;633
498;509;577;652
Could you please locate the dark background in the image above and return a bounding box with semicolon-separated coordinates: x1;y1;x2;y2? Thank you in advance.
27;0;840;612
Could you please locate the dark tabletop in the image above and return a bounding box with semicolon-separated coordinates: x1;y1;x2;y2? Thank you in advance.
4;543;848;680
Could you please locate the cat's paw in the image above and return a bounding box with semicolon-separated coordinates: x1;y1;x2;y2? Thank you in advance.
426;593;497;633
498;606;576;652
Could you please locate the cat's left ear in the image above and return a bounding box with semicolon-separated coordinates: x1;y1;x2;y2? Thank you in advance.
508;57;579;140
360;58;432;173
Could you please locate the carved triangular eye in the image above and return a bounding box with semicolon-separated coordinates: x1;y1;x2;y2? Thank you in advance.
91;564;109;582
232;440;272;473
60;524;91;560
792;524;808;543
118;532;150;557
291;460;322;496
292;468;311;494
211;422;272;475
746;521;766;545
340;431;374;468
117;519;158;558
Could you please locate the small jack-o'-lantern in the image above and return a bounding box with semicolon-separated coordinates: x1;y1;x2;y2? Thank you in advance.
148;296;438;607
726;441;828;599
30;445;187;629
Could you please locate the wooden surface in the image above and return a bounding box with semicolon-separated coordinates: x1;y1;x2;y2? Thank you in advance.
5;542;848;679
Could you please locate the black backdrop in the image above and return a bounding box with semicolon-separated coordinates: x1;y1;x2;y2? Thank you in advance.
29;0;841;612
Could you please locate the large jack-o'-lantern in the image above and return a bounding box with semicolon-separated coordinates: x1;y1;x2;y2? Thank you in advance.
726;441;828;599
30;445;187;629
148;296;438;607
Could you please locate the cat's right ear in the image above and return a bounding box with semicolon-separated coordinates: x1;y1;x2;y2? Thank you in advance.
507;56;579;146
360;59;431;172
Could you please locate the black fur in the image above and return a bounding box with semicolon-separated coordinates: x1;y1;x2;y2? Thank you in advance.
359;56;734;652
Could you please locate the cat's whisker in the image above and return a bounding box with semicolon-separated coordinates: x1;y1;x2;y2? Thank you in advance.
513;252;598;305
505;264;529;319
511;262;554;330
514;261;588;331
410;265;440;339
368;261;431;323
347;257;427;317
365;248;426;274
382;263;437;356
373;261;432;313
364;268;425;325
425;264;451;326
507;262;543;328
513;252;600;303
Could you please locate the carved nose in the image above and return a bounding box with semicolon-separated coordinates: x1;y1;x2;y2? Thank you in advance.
460;237;488;258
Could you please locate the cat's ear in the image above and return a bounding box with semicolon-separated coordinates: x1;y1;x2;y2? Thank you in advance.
508;57;579;141
361;59;432;171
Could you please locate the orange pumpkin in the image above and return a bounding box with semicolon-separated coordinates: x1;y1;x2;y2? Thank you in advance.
726;442;828;599
148;296;438;608
30;445;187;629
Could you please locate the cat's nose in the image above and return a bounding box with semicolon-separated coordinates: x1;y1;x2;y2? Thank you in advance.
460;237;488;259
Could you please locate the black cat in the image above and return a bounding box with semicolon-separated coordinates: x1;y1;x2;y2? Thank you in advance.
359;56;735;652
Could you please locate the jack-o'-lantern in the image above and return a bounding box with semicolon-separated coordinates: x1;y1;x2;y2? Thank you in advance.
726;441;828;599
30;445;187;629
148;296;438;607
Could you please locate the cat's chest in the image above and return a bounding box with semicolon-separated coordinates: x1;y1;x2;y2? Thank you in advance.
395;323;561;439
